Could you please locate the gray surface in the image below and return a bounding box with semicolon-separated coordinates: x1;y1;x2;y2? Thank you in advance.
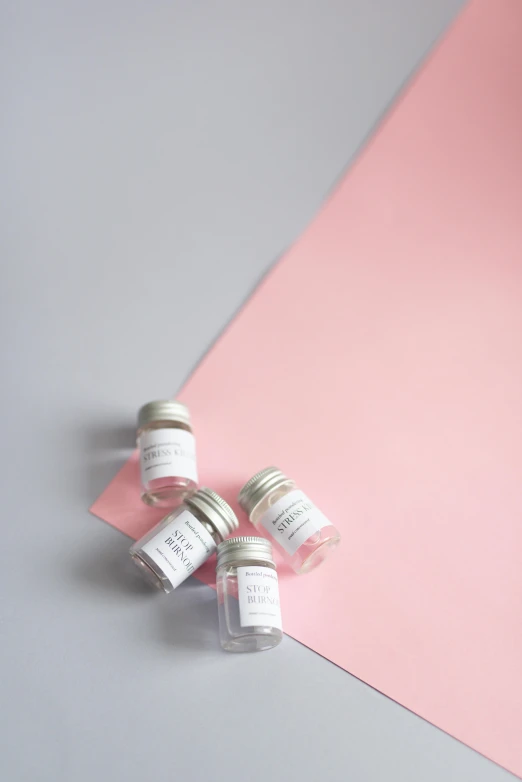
2;2;515;780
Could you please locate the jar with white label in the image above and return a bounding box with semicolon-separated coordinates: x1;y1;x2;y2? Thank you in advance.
216;537;283;653
130;488;239;593
137;400;198;507
238;467;341;574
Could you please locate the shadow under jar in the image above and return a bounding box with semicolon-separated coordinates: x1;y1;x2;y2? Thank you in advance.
238;467;341;574
130;488;239;593
216;536;283;653
137;400;198;507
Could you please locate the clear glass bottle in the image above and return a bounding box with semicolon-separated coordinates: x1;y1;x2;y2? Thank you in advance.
130;488;238;593
137;400;198;507
216;536;283;653
238;467;341;574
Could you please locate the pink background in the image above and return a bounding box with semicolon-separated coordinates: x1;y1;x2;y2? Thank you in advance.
92;1;522;775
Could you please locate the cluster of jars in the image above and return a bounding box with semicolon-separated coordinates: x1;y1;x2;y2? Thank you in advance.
131;400;341;653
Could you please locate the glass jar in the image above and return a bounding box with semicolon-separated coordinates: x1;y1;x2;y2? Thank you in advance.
130;488;238;593
137;400;198;507
238;467;341;574
216;536;282;653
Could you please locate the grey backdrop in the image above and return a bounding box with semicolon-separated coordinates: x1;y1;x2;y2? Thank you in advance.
2;2;516;780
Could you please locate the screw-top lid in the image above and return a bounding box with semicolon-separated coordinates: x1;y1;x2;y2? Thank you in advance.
138;400;191;429
185;487;239;542
216;536;275;569
238;467;290;516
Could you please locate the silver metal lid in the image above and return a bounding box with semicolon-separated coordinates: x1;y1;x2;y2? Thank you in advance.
216;536;275;569
238;467;290;516
138;400;191;429
185;487;239;542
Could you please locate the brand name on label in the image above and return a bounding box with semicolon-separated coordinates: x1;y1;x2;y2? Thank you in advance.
243;569;277;580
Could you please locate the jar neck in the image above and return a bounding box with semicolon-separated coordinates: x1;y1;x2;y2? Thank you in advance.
218;559;277;572
187;503;225;546
250;479;295;518
138;419;193;436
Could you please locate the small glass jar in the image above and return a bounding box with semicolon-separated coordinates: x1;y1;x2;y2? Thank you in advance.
137;400;198;507
130;488;238;593
216;536;283;653
238;467;341;574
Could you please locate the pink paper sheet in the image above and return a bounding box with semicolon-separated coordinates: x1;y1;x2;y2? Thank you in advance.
92;0;522;774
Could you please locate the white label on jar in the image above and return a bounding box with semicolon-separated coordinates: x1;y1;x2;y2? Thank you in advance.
237;566;282;630
141;510;215;589
139;427;197;485
259;489;331;556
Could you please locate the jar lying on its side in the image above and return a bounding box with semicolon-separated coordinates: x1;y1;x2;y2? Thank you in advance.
137;400;198;508
216;536;283;653
130;488;238;593
238;467;340;574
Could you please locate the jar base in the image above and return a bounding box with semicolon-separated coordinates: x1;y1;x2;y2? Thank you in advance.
129;551;171;593
220;631;282;653
141;477;197;508
297;534;341;574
